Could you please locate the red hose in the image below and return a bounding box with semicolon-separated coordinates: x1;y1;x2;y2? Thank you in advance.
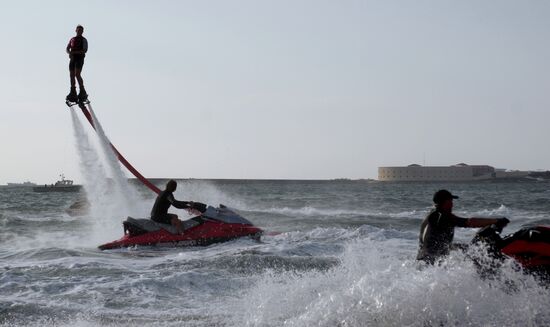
78;103;161;194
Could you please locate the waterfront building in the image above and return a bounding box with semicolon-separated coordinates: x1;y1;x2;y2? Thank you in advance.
378;163;495;181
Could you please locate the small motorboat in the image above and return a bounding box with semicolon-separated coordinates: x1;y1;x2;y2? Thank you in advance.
99;205;262;250
33;174;82;193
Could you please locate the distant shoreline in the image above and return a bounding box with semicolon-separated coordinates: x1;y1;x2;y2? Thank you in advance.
4;177;549;187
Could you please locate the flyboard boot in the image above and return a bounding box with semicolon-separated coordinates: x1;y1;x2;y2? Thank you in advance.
66;87;78;103
78;87;88;103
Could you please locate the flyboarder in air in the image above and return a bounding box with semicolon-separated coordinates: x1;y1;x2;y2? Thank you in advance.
66;25;88;104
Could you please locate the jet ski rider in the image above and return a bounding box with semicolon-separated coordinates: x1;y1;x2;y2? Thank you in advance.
417;189;510;264
150;180;206;234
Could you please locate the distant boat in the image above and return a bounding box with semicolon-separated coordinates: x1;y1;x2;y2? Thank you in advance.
6;181;36;187
33;174;82;193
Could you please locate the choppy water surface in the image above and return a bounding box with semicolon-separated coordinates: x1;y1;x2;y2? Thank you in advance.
1;180;550;326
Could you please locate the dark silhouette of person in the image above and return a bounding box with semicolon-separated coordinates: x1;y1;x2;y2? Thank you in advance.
417;189;509;264
66;25;88;102
150;180;206;234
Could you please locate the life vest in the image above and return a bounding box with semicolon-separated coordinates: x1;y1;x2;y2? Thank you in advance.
69;36;87;53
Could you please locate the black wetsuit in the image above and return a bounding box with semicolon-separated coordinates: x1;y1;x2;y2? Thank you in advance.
417;208;468;263
150;190;191;224
67;36;88;70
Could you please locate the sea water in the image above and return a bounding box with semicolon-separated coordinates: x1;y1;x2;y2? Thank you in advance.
1;180;549;326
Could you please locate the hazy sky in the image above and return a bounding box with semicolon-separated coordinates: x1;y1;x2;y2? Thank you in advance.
1;1;549;184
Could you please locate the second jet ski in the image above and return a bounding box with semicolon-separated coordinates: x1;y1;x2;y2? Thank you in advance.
472;224;550;276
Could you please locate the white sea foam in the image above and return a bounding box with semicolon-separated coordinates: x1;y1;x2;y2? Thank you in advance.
249;203;544;226
472;204;512;217
249;205;420;219
87;105;143;216
235;230;549;327
70;109;119;244
70;107;147;245
171;180;247;215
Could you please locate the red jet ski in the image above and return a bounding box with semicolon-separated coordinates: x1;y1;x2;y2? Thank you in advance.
99;205;262;250
472;224;550;275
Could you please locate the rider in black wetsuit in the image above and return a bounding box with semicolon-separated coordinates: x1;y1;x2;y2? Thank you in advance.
151;179;204;233
417;189;509;264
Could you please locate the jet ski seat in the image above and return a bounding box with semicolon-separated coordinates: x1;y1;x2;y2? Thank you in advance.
123;217;202;236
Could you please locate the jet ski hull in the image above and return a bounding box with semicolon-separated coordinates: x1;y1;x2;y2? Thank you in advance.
99;206;263;250
473;225;550;274
500;226;550;270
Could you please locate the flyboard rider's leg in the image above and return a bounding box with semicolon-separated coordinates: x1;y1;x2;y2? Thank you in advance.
75;67;87;101
66;61;78;102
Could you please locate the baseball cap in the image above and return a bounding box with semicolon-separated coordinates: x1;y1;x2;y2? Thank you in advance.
433;189;459;204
